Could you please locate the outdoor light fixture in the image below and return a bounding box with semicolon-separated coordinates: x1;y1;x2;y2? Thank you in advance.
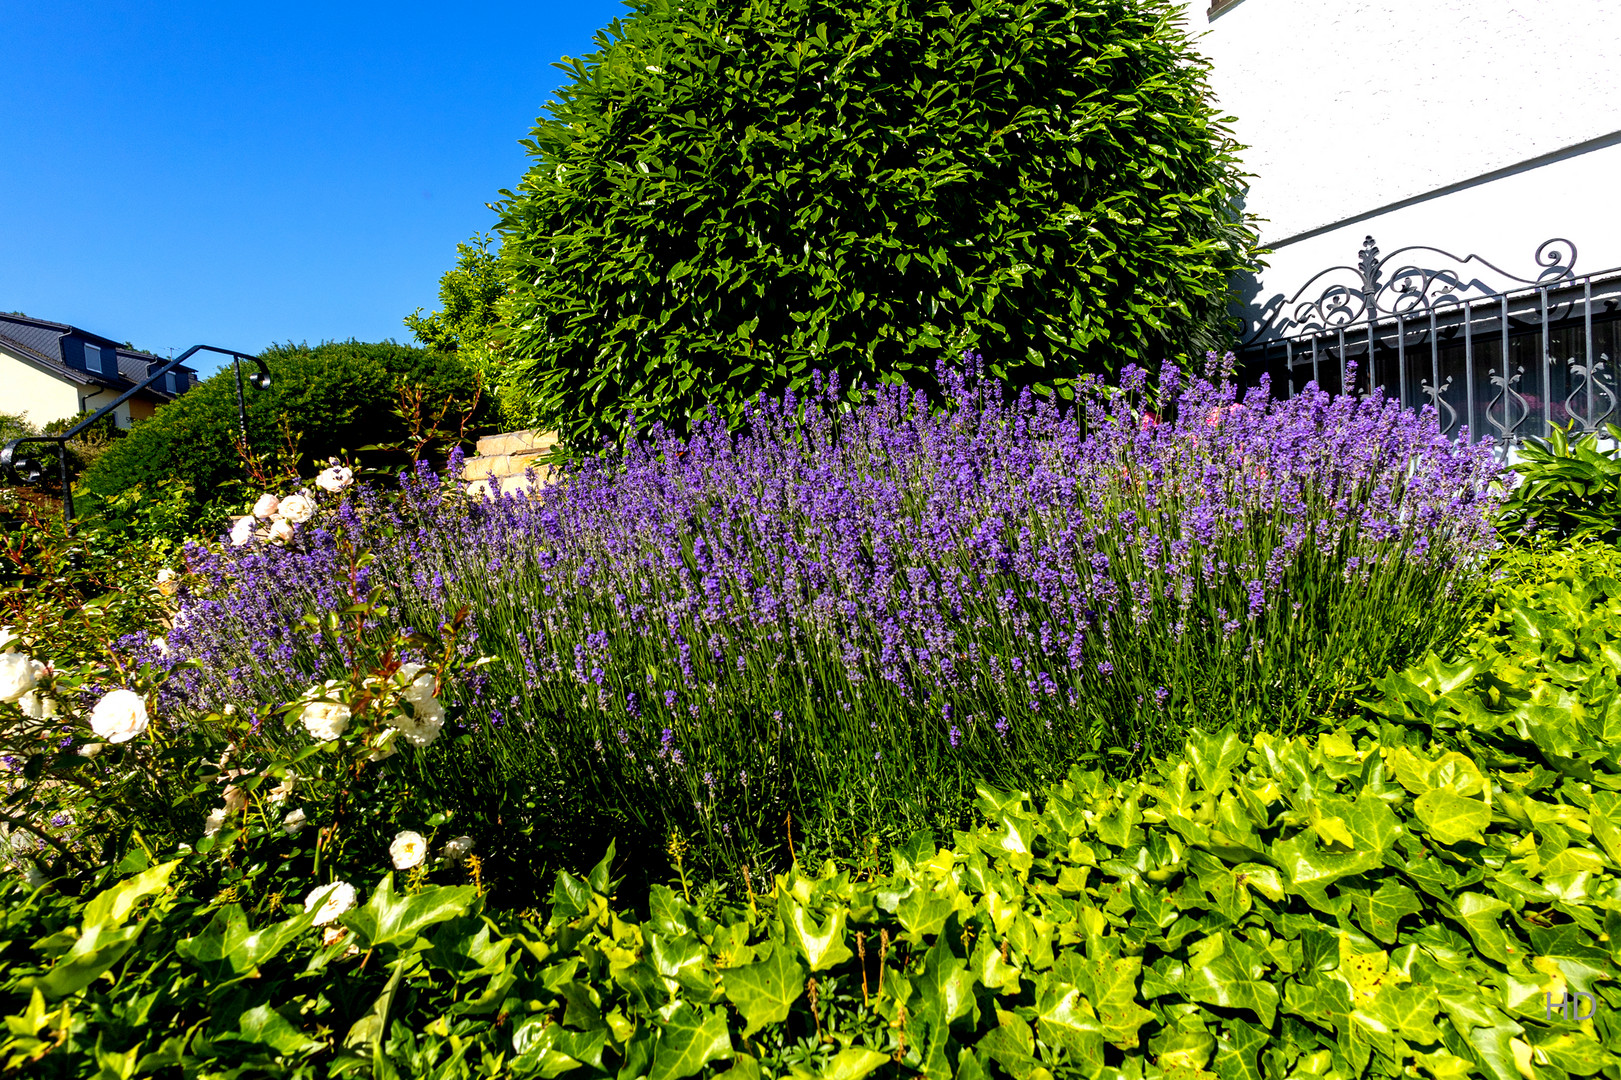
1;344;273;528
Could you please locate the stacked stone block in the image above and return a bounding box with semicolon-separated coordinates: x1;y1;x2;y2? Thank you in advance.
461;430;560;500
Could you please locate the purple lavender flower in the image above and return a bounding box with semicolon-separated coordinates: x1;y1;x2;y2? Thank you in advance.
129;351;1506;864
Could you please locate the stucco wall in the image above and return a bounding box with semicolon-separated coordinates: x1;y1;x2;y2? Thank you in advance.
1176;0;1621;314
80;386;134;429
0;349;81;429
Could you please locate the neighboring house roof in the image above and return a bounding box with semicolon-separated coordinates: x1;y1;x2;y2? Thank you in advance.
0;312;199;400
0;328;105;388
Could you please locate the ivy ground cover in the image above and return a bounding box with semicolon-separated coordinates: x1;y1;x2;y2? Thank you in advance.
130;357;1506;882
5;549;1619;1079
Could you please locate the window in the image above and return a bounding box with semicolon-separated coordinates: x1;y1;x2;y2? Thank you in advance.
79;342;118;376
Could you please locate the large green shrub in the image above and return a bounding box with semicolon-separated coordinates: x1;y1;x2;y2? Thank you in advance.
0;412;35;445
80;341;496;515
496;0;1261;455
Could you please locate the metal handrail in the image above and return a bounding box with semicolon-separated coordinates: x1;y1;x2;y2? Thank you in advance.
0;345;271;527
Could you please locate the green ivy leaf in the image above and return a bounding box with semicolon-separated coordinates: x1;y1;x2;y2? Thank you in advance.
649;1004;732;1080
1187;728;1247;794
720;942;805;1036
1414;789;1492;846
80;860;178;931
342;874;478;951
779;895;854;972
1354;881;1424;946
175;903;317;981
235;1004;323;1056
789;1048;890;1080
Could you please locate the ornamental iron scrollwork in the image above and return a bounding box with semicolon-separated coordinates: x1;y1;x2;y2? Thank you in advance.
1420;374;1458;435
1565;355;1618;432
1486;366;1532;443
1242;236;1579;346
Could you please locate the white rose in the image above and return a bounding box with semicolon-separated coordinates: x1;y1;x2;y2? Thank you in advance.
316;466;353;493
0;626;17;652
267;776;295;803
152;637;169;657
76;742;102;758
304;881;357;926
364;729;399;762
282;807;308;835
398;663;438;702
18;692;53;721
155;568;179;597
389;830;427;870
269;519;296;544
252;493;281;519
16;660;52;721
23;865;48;889
0;652;39;702
391;695;444;748
222;785;247;814
89;689;150;744
300;700;351;741
442;835;474;863
230;516;255;546
278;493;315;523
201;807;227;838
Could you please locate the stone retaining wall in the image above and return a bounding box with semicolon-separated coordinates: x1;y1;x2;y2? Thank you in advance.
462;430;560;500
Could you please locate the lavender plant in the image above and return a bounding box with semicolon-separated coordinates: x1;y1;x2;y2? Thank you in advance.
131;356;1507;879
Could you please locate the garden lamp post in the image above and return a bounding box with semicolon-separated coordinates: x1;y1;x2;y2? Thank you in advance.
0;345;271;530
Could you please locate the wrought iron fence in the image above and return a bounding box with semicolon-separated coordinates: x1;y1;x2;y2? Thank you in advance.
1233;236;1621;454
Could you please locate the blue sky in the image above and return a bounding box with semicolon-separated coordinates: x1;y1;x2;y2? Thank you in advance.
0;1;624;377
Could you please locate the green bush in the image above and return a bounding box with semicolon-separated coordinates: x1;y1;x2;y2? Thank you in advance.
0;488;172;668
79;341;498;518
495;0;1261;456
0;412;35;445
1496;422;1621;545
405;233;526;430
42;409;127;476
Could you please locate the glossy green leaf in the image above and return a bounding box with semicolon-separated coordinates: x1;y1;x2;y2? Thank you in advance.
720;943;805;1036
649;1004;732;1080
342;874;477;950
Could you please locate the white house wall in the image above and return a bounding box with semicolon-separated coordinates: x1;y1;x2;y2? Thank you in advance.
0;349;81;430
1176;0;1621;316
